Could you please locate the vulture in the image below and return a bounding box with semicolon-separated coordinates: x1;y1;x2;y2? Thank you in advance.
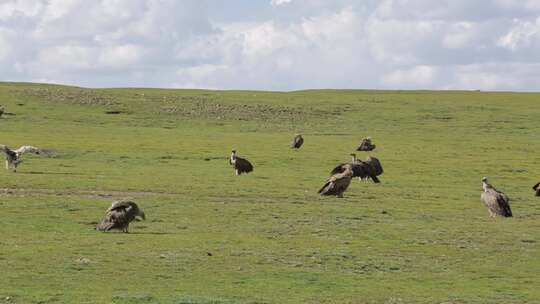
533;181;540;196
0;145;54;172
291;134;304;149
229;150;253;175
96;200;146;233
331;154;382;183
480;177;512;218
357;137;376;151
0;106;4;118
318;163;353;198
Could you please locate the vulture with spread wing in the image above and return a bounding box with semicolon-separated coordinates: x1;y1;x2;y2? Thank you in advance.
319;164;353;197
481;177;512;218
291;134;304;149
229;150;253;175
96;200;146;233
533;181;540;196
357;137;376;151
331;154;382;183
0;145;54;172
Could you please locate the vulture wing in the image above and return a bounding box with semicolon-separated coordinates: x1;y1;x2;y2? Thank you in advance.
365;157;383;176
235;157;253;174
14;146;54;156
481;189;512;217
96;207;130;231
318;171;352;196
534;181;540;196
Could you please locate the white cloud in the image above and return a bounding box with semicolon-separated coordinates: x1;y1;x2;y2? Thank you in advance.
382;65;437;87
498;17;540;50
0;0;539;90
270;0;292;7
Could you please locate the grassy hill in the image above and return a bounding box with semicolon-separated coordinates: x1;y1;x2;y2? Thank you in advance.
1;82;540;304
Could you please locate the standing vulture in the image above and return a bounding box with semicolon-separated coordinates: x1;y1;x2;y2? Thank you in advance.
96;200;146;233
229;150;253;175
319;164;353;197
291;134;304;149
480;177;512;218
0;145;54;172
357;137;376;151
533;181;540;196
331;154;382;183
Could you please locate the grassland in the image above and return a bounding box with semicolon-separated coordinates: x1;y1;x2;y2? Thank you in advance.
1;82;540;304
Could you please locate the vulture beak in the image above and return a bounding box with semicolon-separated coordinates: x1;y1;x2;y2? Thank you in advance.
481;177;488;182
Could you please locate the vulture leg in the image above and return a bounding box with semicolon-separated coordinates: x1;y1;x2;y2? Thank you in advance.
371;175;381;183
235;169;239;176
5;160;8;170
337;193;344;198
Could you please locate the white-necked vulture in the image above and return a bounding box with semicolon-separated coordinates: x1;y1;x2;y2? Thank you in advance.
331;154;382;183
0;145;54;172
229;150;253;175
291;134;304;149
96;200;146;233
319;164;354;197
357;137;376;151
533;181;540;196
481;177;512;218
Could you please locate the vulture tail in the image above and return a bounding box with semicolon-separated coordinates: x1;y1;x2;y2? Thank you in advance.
318;182;331;194
370;175;381;183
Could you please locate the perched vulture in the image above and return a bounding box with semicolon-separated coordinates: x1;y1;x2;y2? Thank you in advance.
229;150;253;175
96;200;145;233
331;154;382;183
480;177;512;218
319;164;353;198
533;181;540;196
0;145;54;172
291;134;304;149
357;137;376;151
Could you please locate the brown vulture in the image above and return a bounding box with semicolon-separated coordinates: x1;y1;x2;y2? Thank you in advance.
96;200;146;233
318;164;353;197
480;177;512;218
331;154;382;183
0;145;54;172
291;134;304;149
357;137;376;151
533;181;540;196
229;150;253;175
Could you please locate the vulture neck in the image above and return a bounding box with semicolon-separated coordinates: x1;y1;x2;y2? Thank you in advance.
482;181;491;192
351;155;357;163
230;152;237;163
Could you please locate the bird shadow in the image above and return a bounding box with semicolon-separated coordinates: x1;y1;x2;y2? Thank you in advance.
19;171;84;176
126;231;173;235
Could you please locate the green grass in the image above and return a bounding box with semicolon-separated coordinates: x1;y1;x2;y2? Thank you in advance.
1;82;540;303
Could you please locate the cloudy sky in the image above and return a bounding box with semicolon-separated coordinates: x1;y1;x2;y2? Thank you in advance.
0;0;539;91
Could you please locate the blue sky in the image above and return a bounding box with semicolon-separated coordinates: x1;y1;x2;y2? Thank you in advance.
0;0;539;91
